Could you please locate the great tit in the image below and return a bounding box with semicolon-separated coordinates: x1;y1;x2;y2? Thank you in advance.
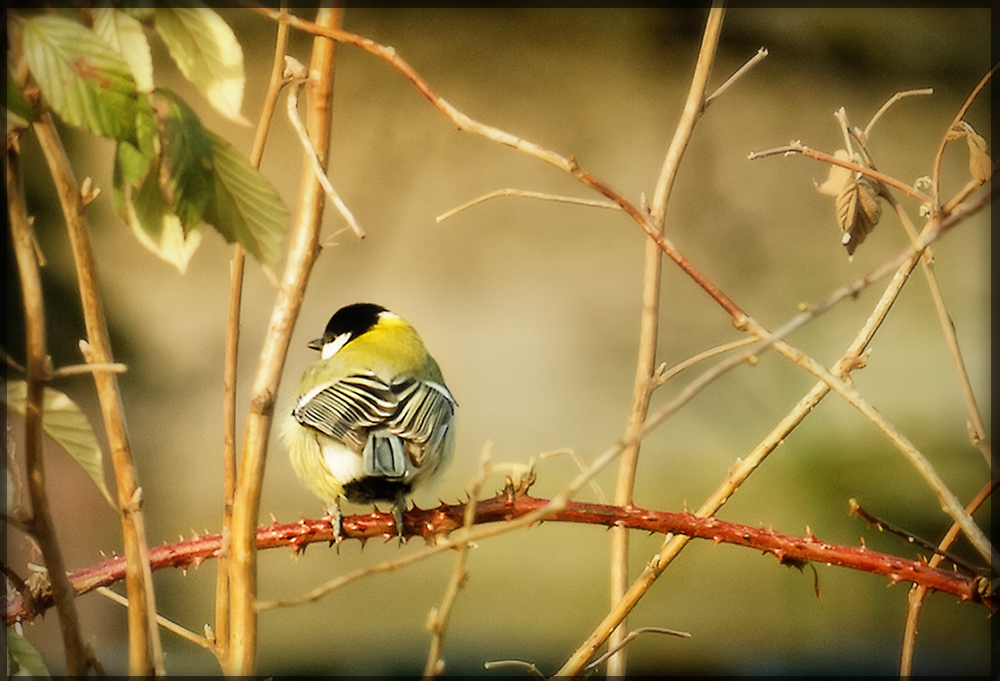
282;303;457;540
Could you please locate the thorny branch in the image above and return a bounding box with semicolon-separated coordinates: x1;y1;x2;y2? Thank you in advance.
5;493;994;628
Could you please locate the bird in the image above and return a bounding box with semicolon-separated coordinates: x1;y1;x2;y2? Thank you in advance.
282;303;456;541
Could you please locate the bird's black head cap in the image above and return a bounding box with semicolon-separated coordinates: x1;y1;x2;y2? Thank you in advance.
309;303;387;350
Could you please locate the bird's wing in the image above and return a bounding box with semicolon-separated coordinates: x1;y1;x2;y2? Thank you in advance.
387;378;457;446
292;372;396;449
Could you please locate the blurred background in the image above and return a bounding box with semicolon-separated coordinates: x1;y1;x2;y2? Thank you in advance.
5;7;992;676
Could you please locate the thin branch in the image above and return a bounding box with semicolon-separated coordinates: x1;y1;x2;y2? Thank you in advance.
929;62;997;207
436;188;621;223
256;537;454;611
285;70;364;240
650;337;757;389
587;627;691;671
849;500;983;577
703;46;768;109
225;8;341;675
96;587;217;656
941;158;999;215
862;88;933;140
900;474;997;676
882;190;992;468
611;8;724;674
32;110;163;676
483;659;546;679
423;446;492;678
217;8;291;657
3;348;27;373
748;142;932;204
540;449;608;504
50;362;128;379
8;137;89;676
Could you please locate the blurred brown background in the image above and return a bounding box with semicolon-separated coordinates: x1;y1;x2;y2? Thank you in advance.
5;8;991;675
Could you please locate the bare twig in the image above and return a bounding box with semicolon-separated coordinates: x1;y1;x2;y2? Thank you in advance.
8;137;89;676
882;190;992;468
587;627;691;670
225;8;341;675
33;110;163;676
50;362;128;379
285;65;364;240
748;141;932;204
540;449;608;504
929;62;997;207
861;88;933;140
255;538;455;611
849;500;984;577
96;587;216;655
610;8;725;674
651;337;757;389
435;188;621;223
423;445;492;678
900;475;997;676
754;318;995;568
217;8;291;657
703;47;768;109
483;659;546;679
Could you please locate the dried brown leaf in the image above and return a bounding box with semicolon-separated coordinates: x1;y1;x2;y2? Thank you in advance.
835;172;882;256
963;124;991;185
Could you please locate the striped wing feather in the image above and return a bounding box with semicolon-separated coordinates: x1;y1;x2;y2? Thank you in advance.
293;372;455;461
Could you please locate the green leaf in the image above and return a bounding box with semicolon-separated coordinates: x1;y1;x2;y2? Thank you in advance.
4;381;114;508
6;628;51;678
22;14;139;142
149;89;214;232
112;96;157;219
114;140;152;197
123;161;203;273
111;89;209;270
154;5;247;124
93;8;154;93
203;131;289;274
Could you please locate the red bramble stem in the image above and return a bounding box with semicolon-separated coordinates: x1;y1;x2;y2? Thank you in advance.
5;493;992;625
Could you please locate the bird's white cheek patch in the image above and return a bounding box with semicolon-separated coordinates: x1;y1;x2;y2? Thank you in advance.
322;333;351;360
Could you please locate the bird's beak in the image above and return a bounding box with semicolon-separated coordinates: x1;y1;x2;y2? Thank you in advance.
307;337;324;351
